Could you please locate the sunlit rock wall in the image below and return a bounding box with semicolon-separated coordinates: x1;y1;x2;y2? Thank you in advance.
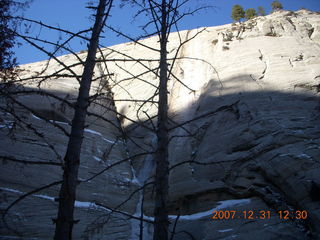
1;9;320;240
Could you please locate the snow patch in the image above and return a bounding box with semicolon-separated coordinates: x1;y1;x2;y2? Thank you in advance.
0;124;12;129
0;121;14;129
292;129;304;134
31;114;69;125
93;156;102;162
0;187;250;223
0;187;55;202
49;120;69;125
297;153;312;159
279;153;290;157
280;153;313;160
122;177;134;183
0;187;24;194
31;114;42;121
226;235;238;239
84;128;103;136
0;188;108;212
84;128;115;143
169;199;251;220
34;194;55;201
74;201;95;208
0;236;38;240
74;200;110;212
218;228;233;233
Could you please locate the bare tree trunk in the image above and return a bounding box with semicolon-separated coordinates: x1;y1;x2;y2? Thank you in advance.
54;1;110;239
153;1;169;240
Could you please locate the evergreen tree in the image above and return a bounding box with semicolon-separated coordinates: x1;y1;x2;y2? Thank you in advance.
0;0;17;72
231;4;245;22
0;0;31;81
271;0;283;12
258;6;266;16
245;8;257;20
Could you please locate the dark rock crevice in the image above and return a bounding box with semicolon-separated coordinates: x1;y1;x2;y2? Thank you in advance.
286;17;297;30
258;49;267;79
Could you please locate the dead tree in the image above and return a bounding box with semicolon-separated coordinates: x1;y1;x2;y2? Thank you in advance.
153;1;170;239
134;1;208;239
0;2;157;237
1;0;116;239
105;1;211;239
53;1;114;239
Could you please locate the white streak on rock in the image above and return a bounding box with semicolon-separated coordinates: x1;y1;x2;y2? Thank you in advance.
169;199;251;220
0;236;38;240
93;156;102;162
0;187;24;194
297;153;312;159
34;194;55;201
31;114;69;125
84;128;115;143
218;228;233;233
31;114;42;121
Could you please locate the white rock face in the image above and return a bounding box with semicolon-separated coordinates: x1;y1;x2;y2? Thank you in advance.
1;10;320;239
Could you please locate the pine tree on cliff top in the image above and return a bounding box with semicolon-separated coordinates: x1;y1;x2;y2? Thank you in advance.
232;4;245;22
271;0;283;12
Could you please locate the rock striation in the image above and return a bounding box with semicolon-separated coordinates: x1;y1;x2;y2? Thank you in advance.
1;9;320;240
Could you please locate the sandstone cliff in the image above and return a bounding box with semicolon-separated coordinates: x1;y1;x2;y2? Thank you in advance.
1;9;320;240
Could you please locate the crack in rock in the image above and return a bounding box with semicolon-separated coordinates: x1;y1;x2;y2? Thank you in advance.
258;49;267;79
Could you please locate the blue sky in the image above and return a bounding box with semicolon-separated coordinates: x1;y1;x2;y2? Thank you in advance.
13;0;320;64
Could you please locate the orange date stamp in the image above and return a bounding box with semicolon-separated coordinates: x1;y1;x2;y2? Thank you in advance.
211;210;308;220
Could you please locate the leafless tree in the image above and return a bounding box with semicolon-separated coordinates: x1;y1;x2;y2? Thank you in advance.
50;1;114;239
0;0;119;239
92;1;216;239
118;1;210;239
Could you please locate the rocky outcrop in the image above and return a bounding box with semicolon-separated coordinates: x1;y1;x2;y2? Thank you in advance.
1;9;320;239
